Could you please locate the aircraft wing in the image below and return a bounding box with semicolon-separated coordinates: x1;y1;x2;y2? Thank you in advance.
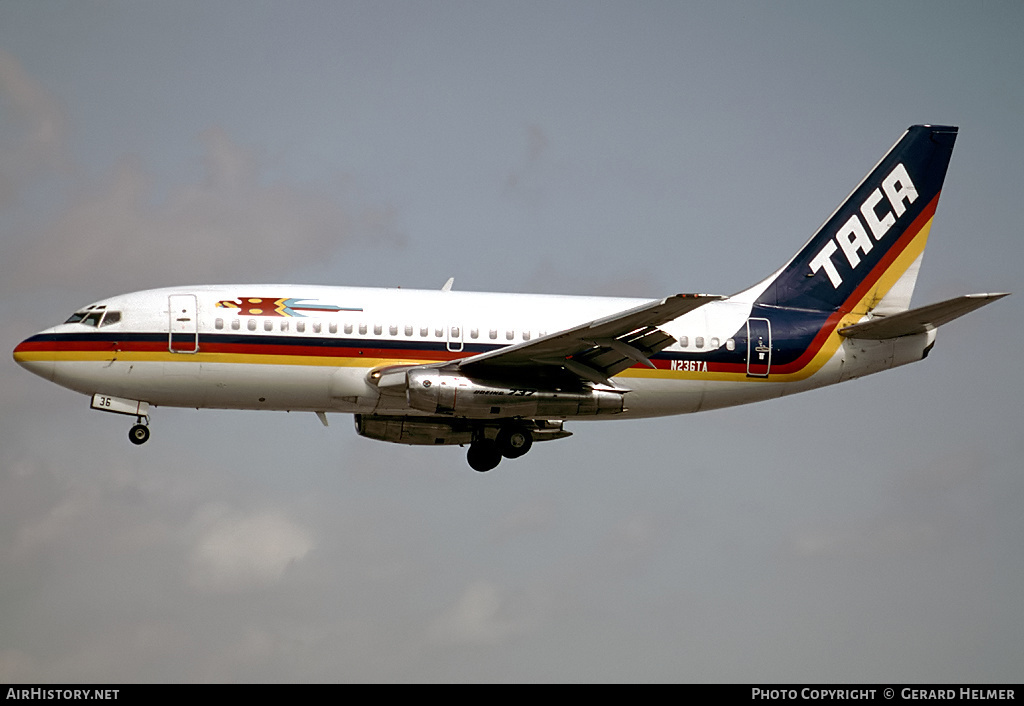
839;293;1009;340
456;293;722;386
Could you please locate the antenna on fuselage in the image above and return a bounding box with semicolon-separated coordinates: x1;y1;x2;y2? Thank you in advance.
441;277;455;292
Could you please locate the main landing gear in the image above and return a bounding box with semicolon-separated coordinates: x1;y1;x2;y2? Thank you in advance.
467;426;534;472
128;417;150;445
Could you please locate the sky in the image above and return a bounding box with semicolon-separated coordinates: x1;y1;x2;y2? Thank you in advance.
1;0;1022;683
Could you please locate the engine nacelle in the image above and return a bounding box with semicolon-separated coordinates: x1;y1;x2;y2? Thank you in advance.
405;369;624;418
354;414;475;446
354;415;572;446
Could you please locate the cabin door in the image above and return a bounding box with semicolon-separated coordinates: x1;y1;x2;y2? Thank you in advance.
746;317;771;377
168;294;199;353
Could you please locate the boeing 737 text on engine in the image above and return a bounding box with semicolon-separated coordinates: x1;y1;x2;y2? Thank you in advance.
13;125;1008;471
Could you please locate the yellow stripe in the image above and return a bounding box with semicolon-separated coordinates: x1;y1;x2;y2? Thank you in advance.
18;221;934;383
15;349;436;369
622;216;934;383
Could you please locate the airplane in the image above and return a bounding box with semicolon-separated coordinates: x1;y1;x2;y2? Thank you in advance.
13;124;1008;472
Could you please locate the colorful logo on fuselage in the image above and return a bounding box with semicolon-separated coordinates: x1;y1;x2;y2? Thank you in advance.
215;297;361;317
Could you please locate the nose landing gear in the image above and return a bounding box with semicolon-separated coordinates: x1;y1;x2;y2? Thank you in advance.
129;417;150;445
89;394;152;446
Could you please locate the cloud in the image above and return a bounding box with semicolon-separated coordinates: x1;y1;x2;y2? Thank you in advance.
791;518;944;560
0;649;35;683
3;126;404;295
787;451;988;562
186;503;313;593
9;493;91;559
489;496;558;543
0;54;404;296
503;123;550;200
427;580;523;646
0;48;67;192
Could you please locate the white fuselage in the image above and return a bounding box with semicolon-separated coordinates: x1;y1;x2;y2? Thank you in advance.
14;284;933;423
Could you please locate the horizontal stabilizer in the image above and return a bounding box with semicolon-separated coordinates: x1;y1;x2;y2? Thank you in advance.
839;293;1009;340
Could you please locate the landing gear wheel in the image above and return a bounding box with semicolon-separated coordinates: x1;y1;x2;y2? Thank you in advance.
129;423;150;446
496;427;533;459
467;440;502;472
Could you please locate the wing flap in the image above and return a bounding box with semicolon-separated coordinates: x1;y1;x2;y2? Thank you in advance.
839;293;1009;340
458;293;721;384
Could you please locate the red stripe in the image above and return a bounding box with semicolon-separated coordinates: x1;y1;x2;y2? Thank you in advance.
768;192;939;375
17;336;466;363
16;339;164;353
18;199;940;378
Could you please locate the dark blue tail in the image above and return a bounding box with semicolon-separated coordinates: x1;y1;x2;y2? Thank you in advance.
754;125;958;313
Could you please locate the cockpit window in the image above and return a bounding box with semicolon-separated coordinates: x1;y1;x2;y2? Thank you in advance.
66;307;121;327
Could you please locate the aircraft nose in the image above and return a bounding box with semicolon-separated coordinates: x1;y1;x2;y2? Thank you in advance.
13;335;55;381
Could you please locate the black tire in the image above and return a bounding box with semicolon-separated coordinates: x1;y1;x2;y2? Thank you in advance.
496;427;533;459
467;440;502;472
129;424;150;445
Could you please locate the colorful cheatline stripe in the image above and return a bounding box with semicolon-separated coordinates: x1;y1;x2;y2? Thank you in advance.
215;297;362;317
12;191;938;386
12;332;467;369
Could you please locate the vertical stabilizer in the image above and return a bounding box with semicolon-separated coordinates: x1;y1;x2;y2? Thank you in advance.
754;125;958;315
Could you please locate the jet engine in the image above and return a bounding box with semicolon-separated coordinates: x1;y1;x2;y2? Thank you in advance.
404;369;624;418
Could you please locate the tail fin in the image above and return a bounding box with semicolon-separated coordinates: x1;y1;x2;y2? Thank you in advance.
754;125;958;315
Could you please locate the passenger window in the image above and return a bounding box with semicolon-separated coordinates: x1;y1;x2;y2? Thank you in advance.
435;327;443;338
248;319;257;331
264;320;273;331
420;326;428;337
329;322;338;334
231;319;240;331
358;323;367;335
696;336;704;349
679;336;688;348
313;322;322;334
296;321;305;333
389;325;398;336
214;318;224;330
506;330;514;341
726;338;735;351
344;323;353;334
710;337;719;348
374;324;382;336
451;326;460;338
489;329;497;340
470;328;479;339
522;331;530;341
100;311;122;327
405;325;413;337
280;320;289;332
